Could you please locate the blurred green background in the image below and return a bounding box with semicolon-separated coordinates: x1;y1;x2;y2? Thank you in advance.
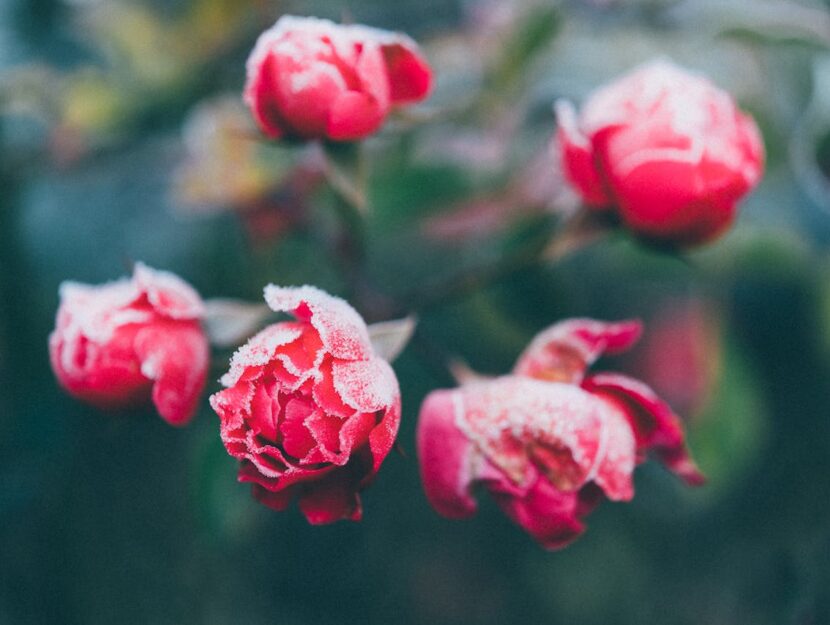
2;0;830;623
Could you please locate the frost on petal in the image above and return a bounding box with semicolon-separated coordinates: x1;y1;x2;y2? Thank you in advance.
134;321;209;426
454;377;617;492
56;278;145;344
588;398;636;501
332;357;399;413
367;397;400;477
263;285;371;361
583;372;704;485
514;318;642;384
133;262;205;320
416;389;480;518
220;322;304;387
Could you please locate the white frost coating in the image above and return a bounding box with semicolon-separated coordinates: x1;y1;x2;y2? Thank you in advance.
515;318;641;382
454;377;604;487
263;285;371;361
332;358;398;413
289;64;348;95
244;14;421;106
133;262;205;319
575;59;755;173
452;376;636;498
220;324;304;387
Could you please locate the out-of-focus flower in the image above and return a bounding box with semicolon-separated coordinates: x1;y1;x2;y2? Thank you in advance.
244;15;433;141
210;286;401;524
173;96;326;244
417;319;702;549
49;263;209;426
174;96;289;213
631;298;721;418
555;60;764;246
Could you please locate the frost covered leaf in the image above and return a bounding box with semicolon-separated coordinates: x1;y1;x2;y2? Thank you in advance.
203;298;272;348
368;315;416;362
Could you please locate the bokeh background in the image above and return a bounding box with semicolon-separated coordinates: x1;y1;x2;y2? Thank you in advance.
2;0;830;623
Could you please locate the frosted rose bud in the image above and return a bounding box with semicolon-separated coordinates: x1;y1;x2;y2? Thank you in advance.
209;285;401;524
555;60;764;246
417;318;702;549
49;263;209;426
244;15;432;141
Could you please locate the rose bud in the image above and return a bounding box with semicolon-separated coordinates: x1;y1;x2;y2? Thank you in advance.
631;298;721;418
244;15;433;142
209;285;401;524
49;263;209;426
417;319;702;549
555;60;764;246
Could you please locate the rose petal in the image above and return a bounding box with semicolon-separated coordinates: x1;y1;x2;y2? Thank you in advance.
263;285;372;361
133;262;205;320
554;100;612;207
583;372;704;485
220;322;304;387
332;357;398;413
366;397;400;479
297;470;362;524
489;476;586;550
381;40;432;103
416;389;482;518
514;318;642;383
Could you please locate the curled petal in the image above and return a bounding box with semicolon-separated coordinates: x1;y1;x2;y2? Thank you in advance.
366;396;401;480
264;285;372;361
583;372;704;485
220;322;304;387
514;318;642;383
380;39;432;103
134;321;209;426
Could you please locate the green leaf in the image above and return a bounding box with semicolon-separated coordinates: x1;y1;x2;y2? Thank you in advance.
489;6;563;89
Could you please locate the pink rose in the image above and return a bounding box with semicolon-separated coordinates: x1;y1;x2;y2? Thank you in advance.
244;15;432;141
49;263;209;426
555;60;764;246
209;285;401;524
417;319;703;549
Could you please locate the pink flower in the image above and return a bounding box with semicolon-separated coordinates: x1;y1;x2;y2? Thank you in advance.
244;15;432;141
555;60;764;246
417;319;703;549
49;263;209;426
209;285;401;524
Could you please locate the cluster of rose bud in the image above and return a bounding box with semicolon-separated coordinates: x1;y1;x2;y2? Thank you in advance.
47;14;769;547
